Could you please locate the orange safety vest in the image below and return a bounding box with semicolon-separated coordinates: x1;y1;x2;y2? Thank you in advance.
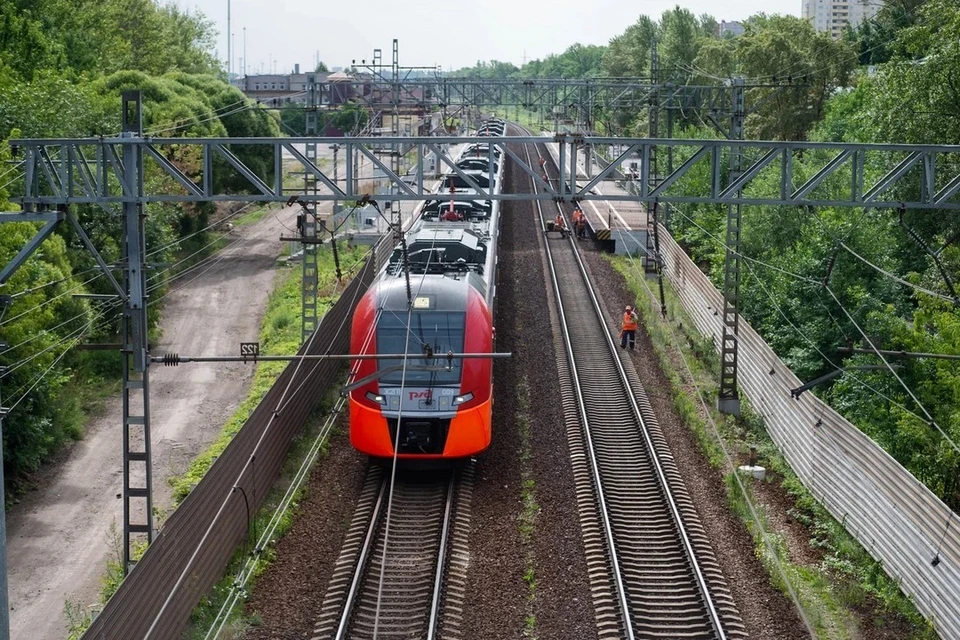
555;215;565;228
621;311;638;332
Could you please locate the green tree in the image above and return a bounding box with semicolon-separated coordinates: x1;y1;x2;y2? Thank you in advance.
0;224;92;479
601;16;658;77
693;15;856;140
659;6;712;82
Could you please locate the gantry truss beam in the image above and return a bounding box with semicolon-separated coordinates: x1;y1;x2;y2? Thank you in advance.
351;77;734;112
9;135;960;210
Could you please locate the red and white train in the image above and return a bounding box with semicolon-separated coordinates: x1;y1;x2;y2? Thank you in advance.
348;119;505;461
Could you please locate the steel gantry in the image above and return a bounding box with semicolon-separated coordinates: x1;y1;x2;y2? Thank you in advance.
5;128;960;574
9;134;960;209
321;75;742;131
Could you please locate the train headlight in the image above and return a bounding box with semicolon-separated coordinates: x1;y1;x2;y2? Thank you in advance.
452;392;474;406
365;391;386;405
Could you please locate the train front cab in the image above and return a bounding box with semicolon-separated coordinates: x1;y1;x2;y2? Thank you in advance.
349;281;493;461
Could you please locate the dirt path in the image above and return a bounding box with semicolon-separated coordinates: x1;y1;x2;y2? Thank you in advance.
6;207;293;640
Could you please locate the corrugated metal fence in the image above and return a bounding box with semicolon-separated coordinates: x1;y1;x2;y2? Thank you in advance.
83;247;380;639
658;228;960;638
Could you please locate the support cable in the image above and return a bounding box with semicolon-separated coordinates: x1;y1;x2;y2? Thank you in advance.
667;203;955;444
824;286;960;457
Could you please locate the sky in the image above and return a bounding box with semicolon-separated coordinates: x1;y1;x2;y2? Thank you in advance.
172;0;801;76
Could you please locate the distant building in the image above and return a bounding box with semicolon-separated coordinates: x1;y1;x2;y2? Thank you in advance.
718;20;745;37
239;61;338;106
237;68;427;113
803;0;879;38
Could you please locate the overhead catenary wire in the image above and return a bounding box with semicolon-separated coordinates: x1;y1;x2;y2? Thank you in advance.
3;303;108;412
0;161;25;184
371;184;446;638
0;271;105;328
665;202;960;457
0;169;26;194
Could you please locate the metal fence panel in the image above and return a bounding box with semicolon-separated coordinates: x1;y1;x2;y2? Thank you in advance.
659;229;960;639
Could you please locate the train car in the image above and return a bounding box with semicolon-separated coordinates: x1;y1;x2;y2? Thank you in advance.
348;119;506;462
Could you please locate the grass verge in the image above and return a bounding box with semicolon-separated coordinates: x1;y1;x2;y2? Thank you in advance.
516;375;539;638
609;255;936;640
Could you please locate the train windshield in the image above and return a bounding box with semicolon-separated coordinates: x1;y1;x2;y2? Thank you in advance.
377;311;466;385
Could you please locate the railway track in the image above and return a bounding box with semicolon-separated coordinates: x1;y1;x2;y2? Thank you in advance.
513;129;747;639
312;464;473;640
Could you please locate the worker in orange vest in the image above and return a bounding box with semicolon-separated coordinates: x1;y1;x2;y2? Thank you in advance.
554;212;567;235
572;207;586;239
620;304;639;350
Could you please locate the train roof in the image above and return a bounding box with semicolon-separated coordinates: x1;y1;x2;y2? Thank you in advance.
387;223;488;276
373;271;482;312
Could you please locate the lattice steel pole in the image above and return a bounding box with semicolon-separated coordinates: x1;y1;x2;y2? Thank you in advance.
301;76;320;343
392;39;401;227
718;77;745;415
119;91;154;570
648;37;660;185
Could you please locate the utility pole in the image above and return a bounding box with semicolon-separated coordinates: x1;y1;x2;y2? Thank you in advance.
648;37;660;185
242;27;247;77
718;77;745;415
117;91;155;570
391;40;401;227
665;82;674;174
353;40;435;227
330;143;340;229
226;0;231;77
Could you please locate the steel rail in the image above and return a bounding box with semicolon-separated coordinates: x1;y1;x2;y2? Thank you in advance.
518;133;635;640
554;176;728;640
330;472;455;640
334;477;389;640
520;125;727;638
426;473;456;640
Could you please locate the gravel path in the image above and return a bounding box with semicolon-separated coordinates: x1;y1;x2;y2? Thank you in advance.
6;208;293;640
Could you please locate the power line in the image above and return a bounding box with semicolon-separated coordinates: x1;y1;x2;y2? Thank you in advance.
824;285;960;456
838;241;956;302
666;202;960;456
0;272;104;328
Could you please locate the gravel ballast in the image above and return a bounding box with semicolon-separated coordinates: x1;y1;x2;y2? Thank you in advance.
458;145;598;639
